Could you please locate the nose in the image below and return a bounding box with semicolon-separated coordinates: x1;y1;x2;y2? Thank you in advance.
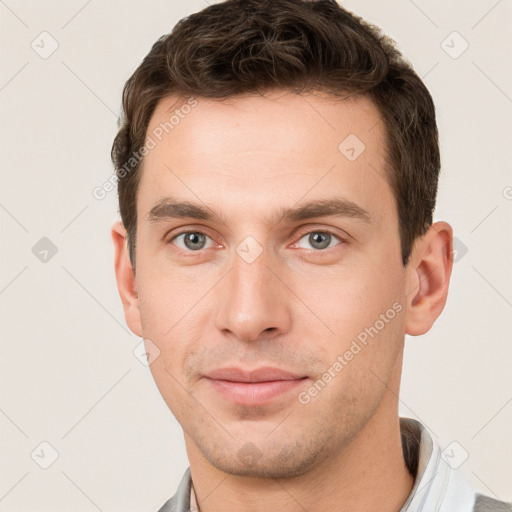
214;245;292;344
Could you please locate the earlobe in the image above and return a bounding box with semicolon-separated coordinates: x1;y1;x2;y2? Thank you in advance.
111;220;143;337
404;221;453;336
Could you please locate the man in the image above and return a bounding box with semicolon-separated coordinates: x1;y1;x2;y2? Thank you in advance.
110;0;511;510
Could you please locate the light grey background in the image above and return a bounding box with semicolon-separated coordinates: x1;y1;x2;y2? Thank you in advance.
1;0;511;510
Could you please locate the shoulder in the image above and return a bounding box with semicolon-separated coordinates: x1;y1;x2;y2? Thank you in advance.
473;494;512;512
155;467;192;512
398;418;511;512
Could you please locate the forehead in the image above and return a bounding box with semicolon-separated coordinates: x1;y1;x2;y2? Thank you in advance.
145;90;385;162
138;90;393;225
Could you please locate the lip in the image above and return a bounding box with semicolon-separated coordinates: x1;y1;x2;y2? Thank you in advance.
203;367;308;405
205;366;305;383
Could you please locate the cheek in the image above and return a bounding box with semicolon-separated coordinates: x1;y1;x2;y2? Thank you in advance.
136;262;213;378
294;259;402;333
136;254;212;335
146;353;195;425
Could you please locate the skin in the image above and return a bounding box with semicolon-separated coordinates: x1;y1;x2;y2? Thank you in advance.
112;90;453;512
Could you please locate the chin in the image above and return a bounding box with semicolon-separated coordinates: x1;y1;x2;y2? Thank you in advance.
199;436;328;479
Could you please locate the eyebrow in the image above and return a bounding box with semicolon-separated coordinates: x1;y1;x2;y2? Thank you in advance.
147;197;372;226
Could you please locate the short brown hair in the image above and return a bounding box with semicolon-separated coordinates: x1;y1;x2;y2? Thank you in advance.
111;0;440;267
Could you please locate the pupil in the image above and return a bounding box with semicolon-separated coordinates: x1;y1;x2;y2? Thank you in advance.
185;232;205;250
310;232;330;249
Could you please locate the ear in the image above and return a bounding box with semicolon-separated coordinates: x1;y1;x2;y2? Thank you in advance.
404;221;454;336
111;220;142;337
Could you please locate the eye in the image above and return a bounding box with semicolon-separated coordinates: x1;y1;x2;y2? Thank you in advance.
296;230;343;251
171;231;215;251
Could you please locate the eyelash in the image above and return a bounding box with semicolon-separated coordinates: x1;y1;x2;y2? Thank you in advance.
167;227;346;254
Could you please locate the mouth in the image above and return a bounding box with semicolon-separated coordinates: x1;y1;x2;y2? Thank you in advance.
203;367;309;406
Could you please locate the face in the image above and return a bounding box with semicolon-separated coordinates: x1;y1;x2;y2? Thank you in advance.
124;90;411;478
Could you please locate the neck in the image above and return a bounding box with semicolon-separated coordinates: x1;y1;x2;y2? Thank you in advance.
185;389;414;512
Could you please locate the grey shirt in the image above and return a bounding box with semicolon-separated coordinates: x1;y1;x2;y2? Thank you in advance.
156;418;511;512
